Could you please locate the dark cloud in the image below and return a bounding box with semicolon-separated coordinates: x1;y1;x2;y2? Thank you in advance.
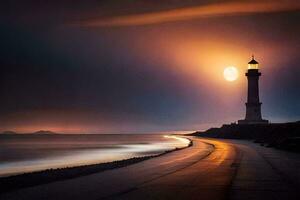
77;1;300;27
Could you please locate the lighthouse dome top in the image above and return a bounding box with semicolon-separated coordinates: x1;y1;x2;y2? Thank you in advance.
248;55;259;69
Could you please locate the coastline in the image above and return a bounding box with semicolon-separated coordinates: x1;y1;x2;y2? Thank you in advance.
0;136;192;194
189;121;300;152
2;138;300;200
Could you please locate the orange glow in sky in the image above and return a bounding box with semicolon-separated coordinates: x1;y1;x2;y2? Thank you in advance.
2;0;300;133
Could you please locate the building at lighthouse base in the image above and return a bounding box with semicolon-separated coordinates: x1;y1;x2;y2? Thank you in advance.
238;119;269;124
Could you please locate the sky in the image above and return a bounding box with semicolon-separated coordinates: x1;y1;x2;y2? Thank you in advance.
0;0;300;133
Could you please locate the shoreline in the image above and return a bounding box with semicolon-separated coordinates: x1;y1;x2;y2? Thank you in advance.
188;121;300;152
0;136;192;194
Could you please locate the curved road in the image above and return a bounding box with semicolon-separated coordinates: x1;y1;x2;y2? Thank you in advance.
1;137;299;200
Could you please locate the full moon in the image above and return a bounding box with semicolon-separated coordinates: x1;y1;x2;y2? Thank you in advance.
224;66;238;82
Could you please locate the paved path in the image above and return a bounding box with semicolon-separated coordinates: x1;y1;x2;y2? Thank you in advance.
1;137;299;200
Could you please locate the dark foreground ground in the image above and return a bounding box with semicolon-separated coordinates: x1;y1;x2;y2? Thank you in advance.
1;137;299;200
191;121;300;152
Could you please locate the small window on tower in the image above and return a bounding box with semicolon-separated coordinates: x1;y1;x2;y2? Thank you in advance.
248;63;259;69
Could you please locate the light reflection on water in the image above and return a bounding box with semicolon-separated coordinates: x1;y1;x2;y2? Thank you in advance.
0;134;189;177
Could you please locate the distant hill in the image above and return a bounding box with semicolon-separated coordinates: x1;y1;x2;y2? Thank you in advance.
0;131;18;135
1;130;59;135
32;130;58;135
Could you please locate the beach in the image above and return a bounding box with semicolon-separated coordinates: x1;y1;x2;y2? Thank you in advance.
0;134;190;177
1;136;299;200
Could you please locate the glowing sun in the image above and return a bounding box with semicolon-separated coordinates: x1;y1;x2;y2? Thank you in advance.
224;66;238;82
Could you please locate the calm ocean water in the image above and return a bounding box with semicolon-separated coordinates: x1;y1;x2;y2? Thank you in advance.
0;134;190;177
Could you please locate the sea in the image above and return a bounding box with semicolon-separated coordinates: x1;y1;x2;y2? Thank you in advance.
0;134;190;177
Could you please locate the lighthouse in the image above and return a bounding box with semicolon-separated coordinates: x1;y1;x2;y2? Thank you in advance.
238;56;268;124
